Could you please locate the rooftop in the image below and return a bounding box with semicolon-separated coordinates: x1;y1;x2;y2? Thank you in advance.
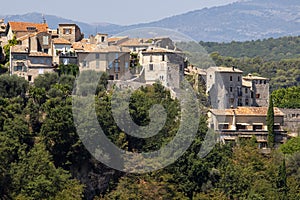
53;38;71;45
210;107;284;116
243;74;269;80
208;66;243;73
8;21;48;32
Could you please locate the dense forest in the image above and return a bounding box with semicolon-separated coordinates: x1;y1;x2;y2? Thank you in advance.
200;36;300;61
0;68;299;199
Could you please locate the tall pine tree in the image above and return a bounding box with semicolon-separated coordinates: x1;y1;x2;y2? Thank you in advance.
267;96;275;148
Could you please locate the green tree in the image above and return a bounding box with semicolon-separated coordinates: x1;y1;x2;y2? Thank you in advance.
267;96;275;148
277;158;288;200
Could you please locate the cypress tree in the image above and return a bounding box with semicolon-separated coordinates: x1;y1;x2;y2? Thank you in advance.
267;96;275;148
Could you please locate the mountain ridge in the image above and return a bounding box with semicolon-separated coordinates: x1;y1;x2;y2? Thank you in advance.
1;0;300;42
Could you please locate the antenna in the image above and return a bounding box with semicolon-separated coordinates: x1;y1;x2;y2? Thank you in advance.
42;14;46;24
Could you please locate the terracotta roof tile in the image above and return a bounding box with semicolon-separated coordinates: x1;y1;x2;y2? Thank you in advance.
8;22;48;32
53;38;71;45
29;52;52;57
210;107;284;116
209;66;243;73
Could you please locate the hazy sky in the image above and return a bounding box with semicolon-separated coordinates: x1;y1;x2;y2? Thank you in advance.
2;0;239;25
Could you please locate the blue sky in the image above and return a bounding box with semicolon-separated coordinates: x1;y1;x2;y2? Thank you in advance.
2;0;239;25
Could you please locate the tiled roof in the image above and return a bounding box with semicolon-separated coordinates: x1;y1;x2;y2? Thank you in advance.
210;107;284;116
29;52;52;57
243;74;269;80
8;22;48;32
242;80;252;88
53;38;71;45
119;38;151;47
73;42;130;53
17;32;39;41
209;66;243;73
11;45;28;53
142;47;181;54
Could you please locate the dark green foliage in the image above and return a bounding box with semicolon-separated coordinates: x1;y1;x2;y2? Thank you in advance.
200;36;300;61
34;72;59;91
267;97;275;148
277;158;288;200
272;86;300;108
280;137;300;155
2;35;18;64
0;74;28;98
57;64;79;77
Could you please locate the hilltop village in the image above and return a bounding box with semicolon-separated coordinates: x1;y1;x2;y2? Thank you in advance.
0;20;298;149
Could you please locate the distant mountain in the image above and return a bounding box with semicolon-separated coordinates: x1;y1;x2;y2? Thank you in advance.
0;12;121;37
1;0;300;42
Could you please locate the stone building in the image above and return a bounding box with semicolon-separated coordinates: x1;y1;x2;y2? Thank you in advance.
5;22;48;40
10;46;54;83
75;43;130;80
52;38;73;65
139;47;185;89
206;66;243;109
0;19;6;37
243;74;270;107
279;108;300;137
58;24;83;43
208;107;287;148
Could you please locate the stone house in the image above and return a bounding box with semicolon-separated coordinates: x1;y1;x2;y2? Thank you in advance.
58;24;83;43
243;74;270;107
208;107;287;148
52;38;74;65
139;47;185;89
10;46;54;82
5;21;48;40
75;43;130;80
206;66;243;109
279;108;300;137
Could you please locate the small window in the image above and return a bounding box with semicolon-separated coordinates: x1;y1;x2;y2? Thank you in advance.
101;36;105;42
264;80;267;84
96;53;100;59
162;54;165;61
150;55;153;62
83;61;87;68
43;36;49;45
115;74;119;80
256;94;261;99
15;66;23;71
230;87;233;92
245;88;248;94
28;75;32;82
238;76;240;82
245;99;249;106
230;76;233;81
149;64;154;71
63;28;72;34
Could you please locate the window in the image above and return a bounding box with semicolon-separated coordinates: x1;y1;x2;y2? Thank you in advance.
230;98;234;105
15;66;23;71
245;88;248;94
238;98;242;106
149;64;154;71
259;80;262;84
218;124;229;130
96;53;100;59
28;75;32;82
180;64;183;72
238;76;240;82
150;55;153;62
256;94;261;99
253;125;263;131
101;36;105;42
43;36;49;45
245;99;249;106
264;80;267;84
230;87;233;92
162;54;165;61
63;28;72;34
14;55;27;60
44;49;49;54
230;76;233;81
115;74;119;80
83;61;87;68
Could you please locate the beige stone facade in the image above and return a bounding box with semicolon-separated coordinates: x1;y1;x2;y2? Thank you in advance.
208;107;287;148
58;24;83;43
